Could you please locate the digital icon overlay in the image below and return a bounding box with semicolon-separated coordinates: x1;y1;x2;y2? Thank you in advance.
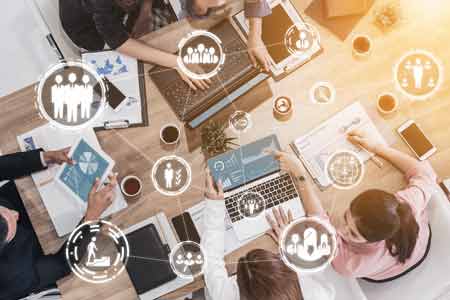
177;31;225;80
326;150;364;189
36;61;107;131
280;217;337;273
229;110;252;133
284;23;320;57
309;81;336;104
151;155;192;196
394;50;442;100
169;241;206;279
238;191;266;218
65;220;130;284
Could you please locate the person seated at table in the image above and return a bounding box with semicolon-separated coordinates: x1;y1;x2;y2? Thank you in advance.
270;129;437;282
0;148;118;300
201;171;335;300
59;0;271;91
192;0;274;71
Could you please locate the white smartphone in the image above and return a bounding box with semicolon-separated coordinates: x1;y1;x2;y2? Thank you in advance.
397;120;436;161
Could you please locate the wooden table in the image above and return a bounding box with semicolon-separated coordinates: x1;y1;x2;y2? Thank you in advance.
1;0;450;299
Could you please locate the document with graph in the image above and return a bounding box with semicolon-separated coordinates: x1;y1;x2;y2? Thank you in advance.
290;102;386;189
55;137;114;204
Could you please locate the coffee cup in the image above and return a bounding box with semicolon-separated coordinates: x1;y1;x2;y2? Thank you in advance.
352;34;372;59
273;96;293;121
120;175;143;202
160;124;180;149
377;92;398;115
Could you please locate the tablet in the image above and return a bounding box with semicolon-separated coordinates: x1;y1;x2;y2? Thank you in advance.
232;0;322;79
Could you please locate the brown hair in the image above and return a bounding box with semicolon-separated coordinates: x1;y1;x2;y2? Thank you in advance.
236;249;303;300
351;189;419;263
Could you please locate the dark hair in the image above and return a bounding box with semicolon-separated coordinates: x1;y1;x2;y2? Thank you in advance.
350;189;419;263
0;214;8;249
236;249;303;300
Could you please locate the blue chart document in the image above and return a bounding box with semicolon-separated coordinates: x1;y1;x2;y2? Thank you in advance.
56;138;114;203
208;135;281;191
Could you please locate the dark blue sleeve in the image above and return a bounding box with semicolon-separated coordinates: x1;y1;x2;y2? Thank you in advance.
0;149;46;181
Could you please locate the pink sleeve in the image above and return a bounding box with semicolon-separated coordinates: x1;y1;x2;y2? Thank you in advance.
395;161;438;214
318;215;365;277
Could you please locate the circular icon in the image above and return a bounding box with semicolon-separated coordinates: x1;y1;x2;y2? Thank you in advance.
284;23;320;57
151;155;192;196
280;216;337;273
394;50;442;100
65;220;129;284
36;61;107;131
238;191;266;218
326;150;364;189
229;111;252;133
169;241;206;279
177;31;225;80
309;82;336;104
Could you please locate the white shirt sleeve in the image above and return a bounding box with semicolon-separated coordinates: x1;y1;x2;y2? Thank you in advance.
201;199;240;300
39;151;47;167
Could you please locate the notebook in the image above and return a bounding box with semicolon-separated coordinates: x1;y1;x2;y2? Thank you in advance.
149;20;267;127
125;223;177;294
290;102;386;189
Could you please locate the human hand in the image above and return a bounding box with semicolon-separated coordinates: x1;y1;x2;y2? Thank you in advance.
85;174;117;221
347;129;381;153
267;150;305;178
174;65;211;91
192;0;226;15
43;147;74;165
247;34;273;72
204;169;224;200
265;206;293;244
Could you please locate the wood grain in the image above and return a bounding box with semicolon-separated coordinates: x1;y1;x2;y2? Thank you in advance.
1;0;449;299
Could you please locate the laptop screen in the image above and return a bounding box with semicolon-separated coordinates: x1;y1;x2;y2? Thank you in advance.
207;135;281;192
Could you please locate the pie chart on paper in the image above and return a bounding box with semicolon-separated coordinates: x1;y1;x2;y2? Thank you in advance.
78;152;99;175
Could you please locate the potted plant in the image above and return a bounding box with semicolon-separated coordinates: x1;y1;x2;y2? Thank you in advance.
201;120;238;159
373;2;402;32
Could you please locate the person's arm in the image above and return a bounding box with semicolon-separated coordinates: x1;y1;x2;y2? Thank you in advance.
201;171;240;300
270;150;326;216
0;148;73;181
348;130;438;211
89;0;209;90
245;0;273;71
348;129;422;175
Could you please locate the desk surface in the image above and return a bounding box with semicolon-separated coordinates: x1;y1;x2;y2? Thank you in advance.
1;0;450;299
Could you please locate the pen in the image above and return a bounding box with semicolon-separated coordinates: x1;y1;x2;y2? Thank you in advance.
360;146;383;168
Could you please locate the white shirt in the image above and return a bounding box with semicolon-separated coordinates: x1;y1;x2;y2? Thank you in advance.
201;200;336;300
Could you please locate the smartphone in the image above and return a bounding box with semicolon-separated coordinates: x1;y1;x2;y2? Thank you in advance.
172;212;201;243
397;120;436;161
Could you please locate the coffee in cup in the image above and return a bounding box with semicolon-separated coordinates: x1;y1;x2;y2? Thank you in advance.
273;96;293;121
120;175;142;202
352;34;372;58
377;92;398;115
160;124;180;146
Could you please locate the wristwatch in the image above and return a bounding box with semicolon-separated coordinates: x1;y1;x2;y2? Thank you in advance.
295;175;306;182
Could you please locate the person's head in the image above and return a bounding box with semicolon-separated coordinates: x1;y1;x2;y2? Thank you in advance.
0;206;19;249
236;249;303;300
343;189;419;263
68;73;77;83
55;74;63;84
82;75;90;84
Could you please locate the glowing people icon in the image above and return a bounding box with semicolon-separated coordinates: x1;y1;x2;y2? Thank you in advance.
37;61;107;131
286;228;331;262
394;50;442;100
280;217;337;273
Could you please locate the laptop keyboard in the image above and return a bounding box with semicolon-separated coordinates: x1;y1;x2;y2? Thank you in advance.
225;173;299;223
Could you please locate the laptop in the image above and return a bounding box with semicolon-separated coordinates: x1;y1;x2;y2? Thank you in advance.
149;20;269;129
207;135;305;241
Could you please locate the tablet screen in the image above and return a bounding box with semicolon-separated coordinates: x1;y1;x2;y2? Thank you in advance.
261;4;294;64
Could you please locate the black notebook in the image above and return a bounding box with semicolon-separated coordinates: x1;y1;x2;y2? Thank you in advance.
125;224;176;295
